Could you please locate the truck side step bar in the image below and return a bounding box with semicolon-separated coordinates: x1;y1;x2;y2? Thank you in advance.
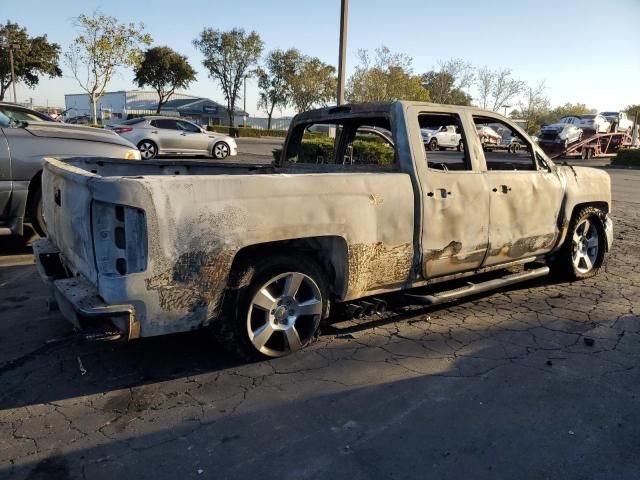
405;266;550;306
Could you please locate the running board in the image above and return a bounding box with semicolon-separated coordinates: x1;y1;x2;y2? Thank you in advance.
406;266;550;306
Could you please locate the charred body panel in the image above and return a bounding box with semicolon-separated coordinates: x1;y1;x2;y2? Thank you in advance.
41;158;415;337
35;101;613;348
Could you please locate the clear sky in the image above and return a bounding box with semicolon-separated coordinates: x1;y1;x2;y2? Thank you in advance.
3;0;640;116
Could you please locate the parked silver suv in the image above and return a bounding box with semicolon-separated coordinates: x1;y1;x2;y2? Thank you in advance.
111;116;238;159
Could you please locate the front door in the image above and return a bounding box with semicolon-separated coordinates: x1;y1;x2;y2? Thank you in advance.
411;109;490;279
176;120;209;154
472;114;564;266
150;118;183;151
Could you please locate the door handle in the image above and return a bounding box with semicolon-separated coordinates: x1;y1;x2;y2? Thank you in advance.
151;130;158;134
500;185;511;193
181;133;187;136
427;189;452;198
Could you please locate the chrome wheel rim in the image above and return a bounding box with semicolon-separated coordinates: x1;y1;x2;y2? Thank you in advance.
572;218;599;274
139;142;156;159
214;142;229;158
247;272;323;357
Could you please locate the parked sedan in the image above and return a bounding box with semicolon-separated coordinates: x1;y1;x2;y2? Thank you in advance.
0;102;54;123
0;108;140;237
538;123;583;149
112;116;238;159
558;116;581;125
575;114;610;134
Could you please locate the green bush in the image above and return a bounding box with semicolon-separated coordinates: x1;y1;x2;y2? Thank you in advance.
260;128;288;138
88;124;104;128
272;137;393;166
613;148;640;166
206;125;262;138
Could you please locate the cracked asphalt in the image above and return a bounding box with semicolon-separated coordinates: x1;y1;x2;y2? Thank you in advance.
1;168;639;480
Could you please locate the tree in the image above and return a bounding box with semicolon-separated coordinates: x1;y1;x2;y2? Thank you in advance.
624;104;640;124
134;47;197;114
474;67;524;111
550;102;594;119
421;58;473;105
288;56;336;112
256;48;300;129
65;13;151;123
0;21;62;101
346;46;429;103
193;28;263;127
422;72;471;105
515;81;550;133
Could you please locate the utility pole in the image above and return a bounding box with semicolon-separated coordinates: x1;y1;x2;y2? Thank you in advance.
243;75;247;127
337;0;349;105
9;44;18;103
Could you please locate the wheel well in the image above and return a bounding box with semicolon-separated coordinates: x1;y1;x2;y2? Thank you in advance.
230;236;349;299
571;201;609;218
26;170;42;219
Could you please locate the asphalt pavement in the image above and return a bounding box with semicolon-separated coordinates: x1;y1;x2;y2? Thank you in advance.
0;158;639;479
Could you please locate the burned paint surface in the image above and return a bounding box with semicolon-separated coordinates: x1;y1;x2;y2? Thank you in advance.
488;233;557;259
347;242;413;296
145;249;234;322
424;241;463;262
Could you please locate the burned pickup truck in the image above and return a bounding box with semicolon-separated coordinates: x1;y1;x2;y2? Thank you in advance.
34;101;613;360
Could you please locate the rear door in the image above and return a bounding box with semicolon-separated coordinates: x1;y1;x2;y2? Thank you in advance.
472;113;563;267
407;106;490;279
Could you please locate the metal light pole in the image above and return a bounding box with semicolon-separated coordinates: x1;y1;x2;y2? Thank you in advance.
337;0;349;105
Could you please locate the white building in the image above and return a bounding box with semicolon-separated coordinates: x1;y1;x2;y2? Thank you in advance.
64;90;247;126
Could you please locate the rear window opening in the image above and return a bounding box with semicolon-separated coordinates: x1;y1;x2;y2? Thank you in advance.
282;116;397;170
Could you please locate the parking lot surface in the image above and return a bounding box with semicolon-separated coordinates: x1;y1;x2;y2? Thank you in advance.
1;167;639;480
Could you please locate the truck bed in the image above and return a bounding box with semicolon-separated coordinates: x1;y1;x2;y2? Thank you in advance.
40;156;416;338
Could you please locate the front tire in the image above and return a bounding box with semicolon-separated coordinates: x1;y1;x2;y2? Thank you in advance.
429;138;438;152
213;141;230;159
552;206;606;280
213;254;328;361
137;140;158;159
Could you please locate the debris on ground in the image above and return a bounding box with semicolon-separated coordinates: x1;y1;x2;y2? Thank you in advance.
77;356;87;376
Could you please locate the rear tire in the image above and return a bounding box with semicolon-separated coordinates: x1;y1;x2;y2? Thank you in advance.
551;206;606;280
211;254;328;361
29;187;47;237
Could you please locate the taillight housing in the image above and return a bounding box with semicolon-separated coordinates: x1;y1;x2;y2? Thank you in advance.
113;127;133;134
92;201;147;276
